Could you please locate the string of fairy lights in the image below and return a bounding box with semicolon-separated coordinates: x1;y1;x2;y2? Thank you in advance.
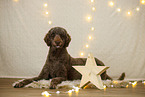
12;0;145;96
80;0;145;57
36;80;145;96
41;80;145;96
108;0;145;15
13;0;145;57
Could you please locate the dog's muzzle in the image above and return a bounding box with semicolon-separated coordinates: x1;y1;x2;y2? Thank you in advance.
53;35;63;48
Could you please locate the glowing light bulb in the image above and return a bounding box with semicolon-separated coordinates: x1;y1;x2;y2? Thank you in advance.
127;11;131;15
132;81;137;85
91;0;94;3
75;87;80;91
104;85;106;91
80;52;84;56
113;80;118;84
129;82;132;84
71;89;75;92
88;36;92;40
48;21;52;25
86;44;89;48
92;7;96;11
132;81;137;88
109;1;114;7
126;84;129;88
88;17;91;20
75;87;79;94
86;16;92;21
117;8;121;12
141;0;145;4
45;11;49;15
41;91;51;96
13;0;19;2
83;85;88;89
68;90;72;96
91;27;95;31
136;7;140;11
44;3;48;7
56;91;60;94
111;85;114;87
142;81;145;85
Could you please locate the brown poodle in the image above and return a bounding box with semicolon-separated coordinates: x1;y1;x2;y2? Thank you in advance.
14;27;125;89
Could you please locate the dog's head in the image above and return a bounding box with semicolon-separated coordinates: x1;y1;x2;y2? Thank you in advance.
44;27;71;49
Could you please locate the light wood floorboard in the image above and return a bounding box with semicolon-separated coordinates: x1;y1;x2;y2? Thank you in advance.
0;78;145;97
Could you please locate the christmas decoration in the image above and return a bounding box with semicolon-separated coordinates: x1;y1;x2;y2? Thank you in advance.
73;53;109;89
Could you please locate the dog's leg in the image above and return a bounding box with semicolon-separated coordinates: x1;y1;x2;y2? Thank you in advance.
106;74;113;80
94;58;114;80
50;77;66;89
14;63;50;88
118;72;125;80
14;77;41;88
49;65;67;89
101;72;107;80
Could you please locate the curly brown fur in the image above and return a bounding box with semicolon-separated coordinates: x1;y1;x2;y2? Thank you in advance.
14;27;125;89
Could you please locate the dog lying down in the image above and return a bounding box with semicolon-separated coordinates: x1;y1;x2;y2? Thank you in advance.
14;27;125;89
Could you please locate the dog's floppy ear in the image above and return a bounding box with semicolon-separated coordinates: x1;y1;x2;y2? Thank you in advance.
65;33;71;47
44;31;51;46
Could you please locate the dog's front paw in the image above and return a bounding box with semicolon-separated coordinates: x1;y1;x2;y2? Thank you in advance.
49;79;58;89
14;82;24;88
49;84;56;89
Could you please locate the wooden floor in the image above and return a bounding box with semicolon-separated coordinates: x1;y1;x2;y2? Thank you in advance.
0;78;145;97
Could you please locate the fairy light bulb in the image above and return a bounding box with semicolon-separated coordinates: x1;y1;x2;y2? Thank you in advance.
75;87;79;95
48;21;52;25
83;85;88;89
113;80;118;84
132;81;137;85
91;0;94;3
109;1;114;7
44;3;48;7
88;16;91;20
91;27;95;31
127;11;131;15
86;44;89;48
92;7;96;11
68;90;72;96
136;7;140;11
75;87;79;92
142;81;145;85
126;84;129;88
86;16;92;21
117;8;121;12
129;82;132;84
13;0;19;2
132;81;137;88
56;91;60;94
45;11;49;15
41;91;51;96
88;36;92;40
80;52;84;56
104;85;106;91
141;0;145;4
128;12;131;14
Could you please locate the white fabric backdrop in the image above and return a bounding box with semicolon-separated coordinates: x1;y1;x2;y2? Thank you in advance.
0;0;145;80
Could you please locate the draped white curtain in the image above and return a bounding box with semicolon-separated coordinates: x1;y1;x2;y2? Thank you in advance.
0;0;145;80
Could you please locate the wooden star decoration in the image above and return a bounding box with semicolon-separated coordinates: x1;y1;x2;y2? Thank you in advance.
73;53;109;89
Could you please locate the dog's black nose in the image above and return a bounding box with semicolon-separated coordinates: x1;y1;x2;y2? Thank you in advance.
55;41;60;45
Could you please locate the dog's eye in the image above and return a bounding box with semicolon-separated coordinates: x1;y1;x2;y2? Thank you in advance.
60;34;66;38
51;33;55;37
